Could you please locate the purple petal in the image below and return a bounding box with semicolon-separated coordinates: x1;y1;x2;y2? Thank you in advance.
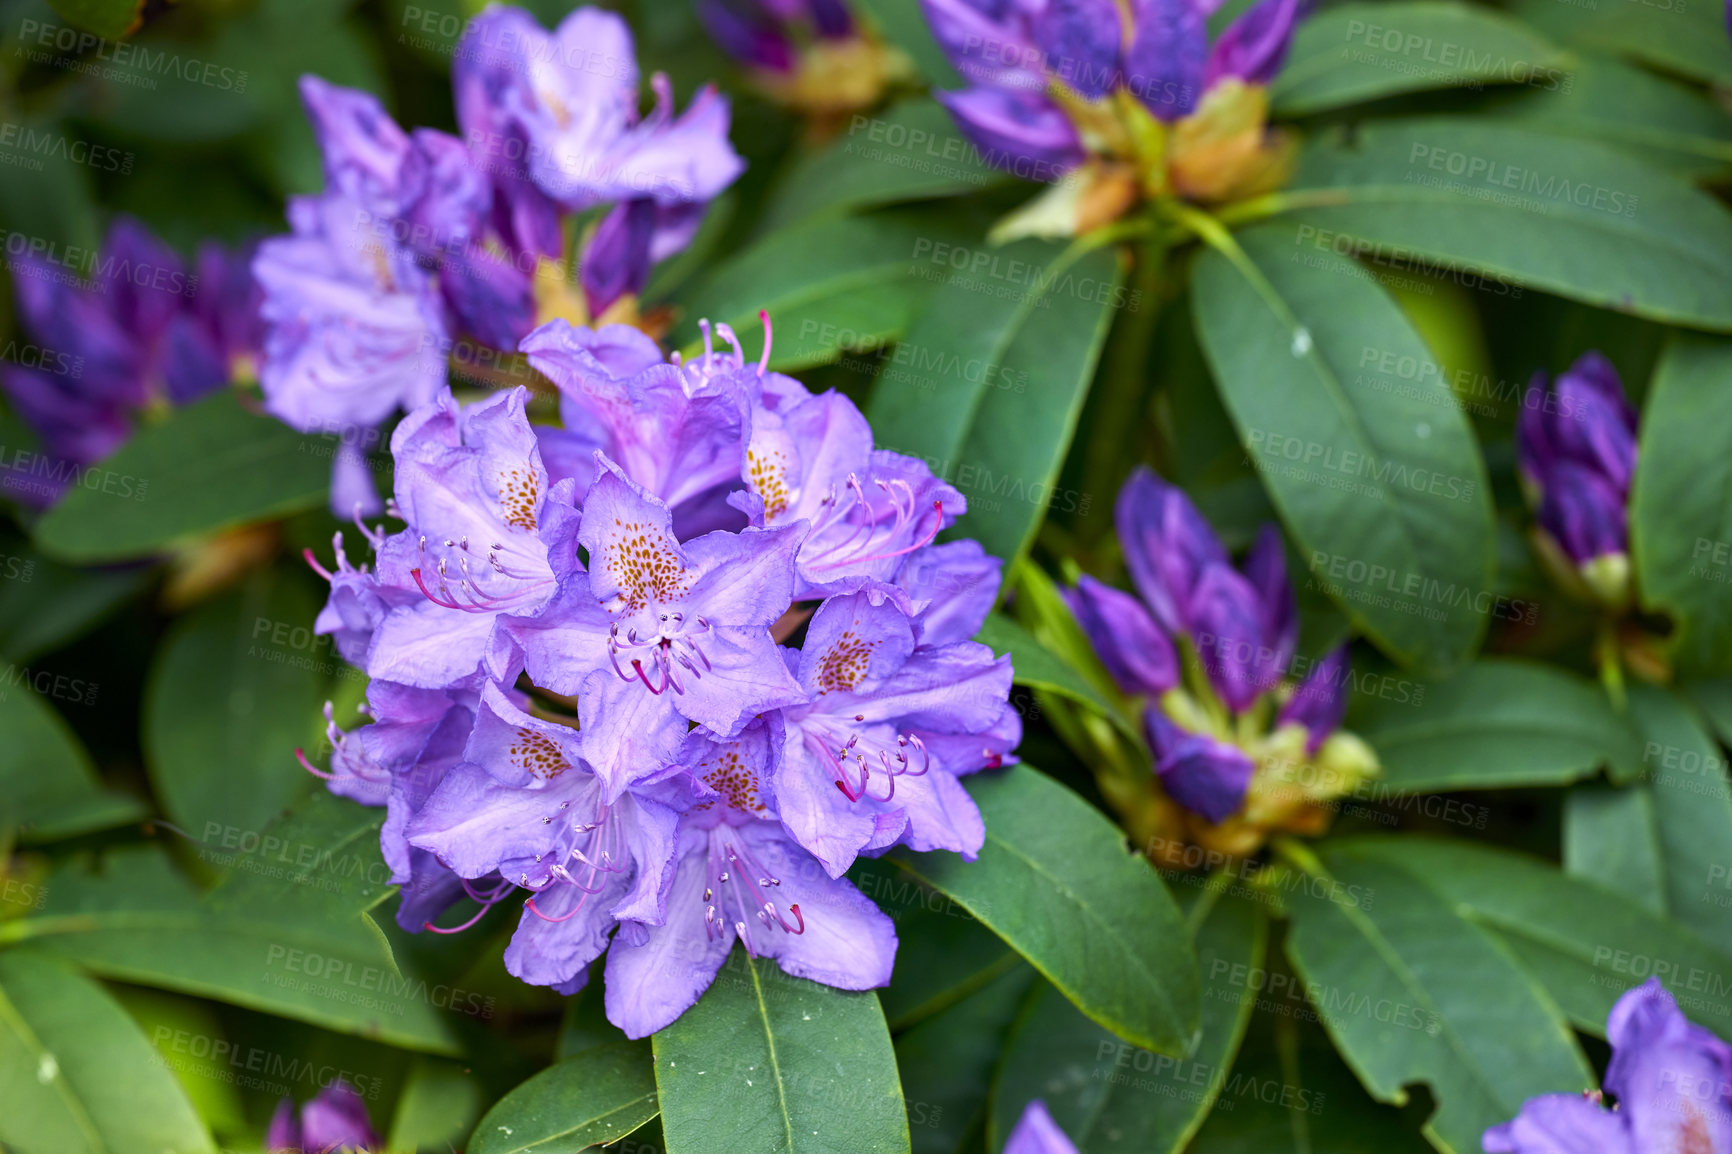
934;87;1085;180
1482;1094;1634;1154
1604;978;1732;1153
895;539;1003;646
298;75;411;215
919;0;1048;90
1204;0;1302;89
736;821;897;988
1279;645;1349;752
1063;574;1177;697
581;199;658;317
603;829;733;1038
1033;0;1124;99
1550;352;1637;492
504;879;619;990
1125;0;1207;119
439;243;536;352
576;668;690;797
773;725;882;877
698;0;796;71
265;1098;302;1151
1242;524;1298;692
330;438;383;520
597;84;745;208
1006;1099;1082;1154
1186;562;1270;711
1537;461;1628;565
1145;709;1254;822
299;1081;380;1152
797;593;918;698
1115;467;1228;636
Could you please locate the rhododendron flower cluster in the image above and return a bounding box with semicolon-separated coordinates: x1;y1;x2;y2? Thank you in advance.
1067;468;1377;859
254;5;743;517
305;316;1018;1038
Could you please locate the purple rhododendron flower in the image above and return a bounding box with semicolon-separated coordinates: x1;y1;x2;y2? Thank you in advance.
605;718;897;1037
1516;351;1638;566
508;455;807;792
1006;1099;1082;1154
0;216;256;501
1484;977;1732;1153
775;591;1011;876
267;1080;379;1153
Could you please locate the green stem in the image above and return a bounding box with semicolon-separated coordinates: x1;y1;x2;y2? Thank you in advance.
1213;188;1355;229
1596;617;1627;711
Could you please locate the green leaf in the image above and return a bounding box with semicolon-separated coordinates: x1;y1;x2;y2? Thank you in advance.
0;533;145;665
1349;658;1640;791
894;961;1033;1154
886;765;1200;1054
143;567;331;841
1506;0;1732;86
975;614;1119;728
873;890;1022;1032
668;210;965;372
1684;677;1732;746
33;391;332;563
1188;1012;1433;1153
1273;2;1566;116
469;1040;658;1154
653;949;910;1154
762;99;1004;230
1487;54;1732;180
0;950;214;1154
851;0;965;87
0;679;144;844
1332;836;1732;1039
988;891;1265;1153
1632;334;1732;676
865;240;1125;568
388;1057;485;1154
42;0;141;39
20;845;461;1055
1191;222;1494;669
1280;118;1732;331
1562;785;1665;913
1281;843;1592;1154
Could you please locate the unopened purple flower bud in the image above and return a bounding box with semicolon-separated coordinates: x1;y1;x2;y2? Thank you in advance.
1279;645;1348;753
582;198;658;317
1064;574;1177;698
1006;1099;1082;1154
1034;0;1124;100
933;88;1086;178
1241;523;1298;691
697;0;797;71
1539;461;1629;565
1204;0;1303;89
1516;351;1637;498
268;1081;379;1152
1114;467;1228;636
1186;561;1270;712
1145;708;1255;823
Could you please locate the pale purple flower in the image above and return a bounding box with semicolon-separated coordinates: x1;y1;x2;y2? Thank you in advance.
506;455;807;793
367;387;570;689
895;539;1003;646
267;1081;379;1153
1484;977;1732;1154
407;682;681;991
1006;1099;1082;1154
603;719;897;1038
1144;708;1255;823
773;591;1012;877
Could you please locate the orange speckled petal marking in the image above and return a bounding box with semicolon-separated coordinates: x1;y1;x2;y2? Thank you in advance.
496;462;541;531
511;727;570;779
816;628;878;694
600;516;692;611
697;741;770;817
747;445;793;521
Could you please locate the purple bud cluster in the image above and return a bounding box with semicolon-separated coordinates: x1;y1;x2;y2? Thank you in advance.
0;217;258;500
1516;351;1637;574
307;315;1019;1038
254;5;744;516
1066;468;1347;823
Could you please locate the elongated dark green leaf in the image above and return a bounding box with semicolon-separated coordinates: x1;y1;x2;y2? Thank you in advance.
668;210;965;371
989;891;1264;1153
1282;844;1592;1154
865;240;1124;567
1349;658;1640;790
887;765;1199;1054
1562;785;1665;912
0;950;214;1154
19;846;460;1054
469;1041;658;1154
653;949;909;1154
763;99;1004;230
895;961;1033;1154
1487;54;1732;179
1335;837;1732;1039
1506;0;1732;86
1273;2;1565;116
0;679;144;844
1192;222;1493;669
0;533;144;664
873;887;1021;1032
1632;334;1732;676
1279;118;1732;331
143;567;330;840
34;391;332;563
975;614;1121;729
1188;1012;1433;1153
388;1057;484;1154
1685;677;1732;746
